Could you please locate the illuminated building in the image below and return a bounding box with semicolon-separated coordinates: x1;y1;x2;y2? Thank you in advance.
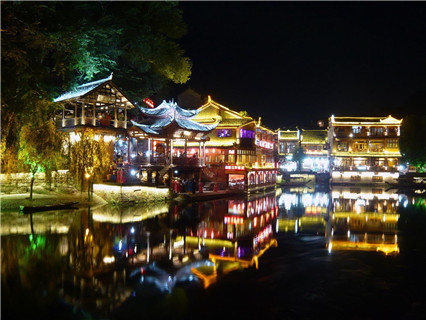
276;128;299;172
190;96;278;192
328;115;402;184
276;128;329;172
128;100;218;171
54;73;135;134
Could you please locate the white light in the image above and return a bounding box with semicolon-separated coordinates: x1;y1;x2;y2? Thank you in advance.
131;169;137;176
131;227;135;234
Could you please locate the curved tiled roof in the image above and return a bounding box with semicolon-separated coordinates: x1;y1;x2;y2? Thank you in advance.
54;73;113;102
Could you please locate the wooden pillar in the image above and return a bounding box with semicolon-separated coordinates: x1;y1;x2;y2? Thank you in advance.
124;104;128;129
81;101;85;125
114;106;118;128
166;139;170;164
127;137;131;164
170;139;173;165
203;141;206;166
199;141;202;160
62;106;65;127
92;103;96;126
148;138;151;165
74;104;77;126
184;139;188;157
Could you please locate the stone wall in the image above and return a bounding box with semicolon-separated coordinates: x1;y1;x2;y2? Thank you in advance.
93;184;171;204
0;171;74;194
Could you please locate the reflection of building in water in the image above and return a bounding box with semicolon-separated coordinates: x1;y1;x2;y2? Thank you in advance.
180;191;279;270
327;186;400;255
331;186;400;214
326;212;399;255
277;188;330;235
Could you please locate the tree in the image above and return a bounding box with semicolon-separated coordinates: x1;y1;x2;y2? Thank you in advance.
67;128;112;200
400;114;426;172
18;117;64;199
1;1;192;172
292;143;306;172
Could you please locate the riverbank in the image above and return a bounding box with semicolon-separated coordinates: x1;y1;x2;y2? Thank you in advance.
0;186;107;212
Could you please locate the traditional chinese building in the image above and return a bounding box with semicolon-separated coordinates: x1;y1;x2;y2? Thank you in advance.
190;96;278;192
127;100;219;182
300;129;329;172
276;128;328;172
328;115;402;184
54;73;138;164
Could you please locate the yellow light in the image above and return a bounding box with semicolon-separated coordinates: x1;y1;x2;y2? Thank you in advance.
85;173;91;179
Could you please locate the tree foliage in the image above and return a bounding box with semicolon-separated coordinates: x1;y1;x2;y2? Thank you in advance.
292;143;306;172
1;1;191;173
67;128;112;197
400;114;426;172
18;116;64;199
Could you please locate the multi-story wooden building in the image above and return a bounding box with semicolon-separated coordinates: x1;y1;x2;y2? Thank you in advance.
300;129;329;172
328;115;402;184
276;128;328;172
190;96;278;192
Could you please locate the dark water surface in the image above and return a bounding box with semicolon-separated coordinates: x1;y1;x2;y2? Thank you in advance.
2;186;426;320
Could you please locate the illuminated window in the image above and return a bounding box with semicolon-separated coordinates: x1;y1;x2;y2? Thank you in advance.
372;176;383;182
370;141;384;152
240;129;255;139
386;139;398;149
279;142;285;153
350;175;361;182
286;143;295;153
370;127;384;136
217;129;232;138
337;142;348;152
355;142;367;152
352;126;362;134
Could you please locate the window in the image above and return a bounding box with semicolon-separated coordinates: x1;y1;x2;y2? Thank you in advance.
352;126;362;134
350;175;361;182
279;142;285;153
240;129;255;139
355;142;367;152
386;139;398;149
370;127;384;136
370;141;384;152
337;142;348;152
217;129;232;137
372;176;383;182
286;143;295;153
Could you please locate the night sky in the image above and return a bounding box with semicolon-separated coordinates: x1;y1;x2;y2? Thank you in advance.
176;1;425;130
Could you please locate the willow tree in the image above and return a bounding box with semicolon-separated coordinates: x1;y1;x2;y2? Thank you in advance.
18;118;64;200
67;128;112;201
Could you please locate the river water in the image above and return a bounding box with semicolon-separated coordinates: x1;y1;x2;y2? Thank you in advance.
2;186;426;320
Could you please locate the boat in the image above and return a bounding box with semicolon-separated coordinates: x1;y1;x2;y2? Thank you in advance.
19;201;79;214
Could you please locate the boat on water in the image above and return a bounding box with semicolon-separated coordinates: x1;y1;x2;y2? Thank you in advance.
19;201;79;214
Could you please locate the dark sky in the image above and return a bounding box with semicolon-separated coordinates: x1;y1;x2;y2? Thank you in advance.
175;1;425;130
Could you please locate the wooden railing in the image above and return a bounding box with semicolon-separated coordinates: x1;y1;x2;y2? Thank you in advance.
55;118;129;129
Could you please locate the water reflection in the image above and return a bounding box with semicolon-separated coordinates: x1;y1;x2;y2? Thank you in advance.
277;186;404;255
1;186;424;319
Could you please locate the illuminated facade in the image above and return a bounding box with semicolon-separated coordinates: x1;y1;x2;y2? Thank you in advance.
276;128;329;172
328;115;402;184
54;73;136;132
54;74;138;165
191;96;278;191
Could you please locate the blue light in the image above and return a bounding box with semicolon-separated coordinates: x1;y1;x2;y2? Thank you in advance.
131;226;135;234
